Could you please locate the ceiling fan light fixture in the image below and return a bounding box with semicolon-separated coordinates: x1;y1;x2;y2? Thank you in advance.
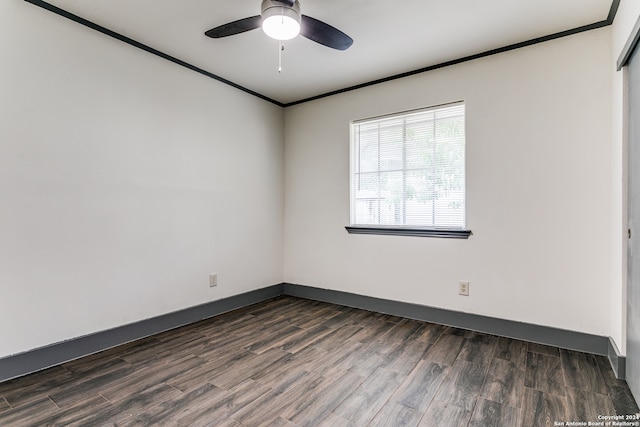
261;0;301;41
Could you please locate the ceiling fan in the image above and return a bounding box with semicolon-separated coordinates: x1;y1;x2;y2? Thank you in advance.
204;0;353;51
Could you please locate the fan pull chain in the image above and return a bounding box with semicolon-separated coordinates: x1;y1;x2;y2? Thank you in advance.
278;6;284;73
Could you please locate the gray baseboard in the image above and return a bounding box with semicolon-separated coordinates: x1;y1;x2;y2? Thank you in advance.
0;282;627;383
282;283;626;378
0;284;283;383
608;337;626;379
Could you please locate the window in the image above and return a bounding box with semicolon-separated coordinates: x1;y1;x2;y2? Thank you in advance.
347;102;470;238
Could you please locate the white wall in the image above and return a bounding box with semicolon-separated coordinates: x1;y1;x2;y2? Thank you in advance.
610;0;640;356
0;0;621;360
284;28;613;336
0;1;284;358
612;2;640;60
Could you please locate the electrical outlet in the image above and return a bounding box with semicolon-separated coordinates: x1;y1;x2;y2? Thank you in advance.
458;281;469;296
209;273;218;287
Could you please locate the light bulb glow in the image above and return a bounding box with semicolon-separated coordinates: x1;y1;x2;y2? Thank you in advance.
261;5;300;40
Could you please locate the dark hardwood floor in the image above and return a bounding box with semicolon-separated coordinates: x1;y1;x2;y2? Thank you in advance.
0;296;638;426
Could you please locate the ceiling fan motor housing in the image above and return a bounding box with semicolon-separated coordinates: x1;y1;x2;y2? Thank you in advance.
261;0;302;40
261;0;301;18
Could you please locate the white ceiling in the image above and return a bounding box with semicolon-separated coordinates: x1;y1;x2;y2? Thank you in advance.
42;0;614;105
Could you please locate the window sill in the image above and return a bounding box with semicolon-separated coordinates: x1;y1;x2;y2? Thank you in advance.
345;226;472;239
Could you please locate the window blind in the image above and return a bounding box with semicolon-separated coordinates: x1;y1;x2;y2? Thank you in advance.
350;102;465;229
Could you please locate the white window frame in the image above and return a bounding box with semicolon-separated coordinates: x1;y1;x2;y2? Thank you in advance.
346;102;470;238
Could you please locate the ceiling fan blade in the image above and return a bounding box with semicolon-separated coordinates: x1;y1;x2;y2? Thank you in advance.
300;15;353;50
205;15;262;38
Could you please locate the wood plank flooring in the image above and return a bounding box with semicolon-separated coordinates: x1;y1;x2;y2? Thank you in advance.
0;296;638;426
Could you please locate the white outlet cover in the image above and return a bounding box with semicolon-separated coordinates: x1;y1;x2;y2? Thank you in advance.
459;281;469;296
